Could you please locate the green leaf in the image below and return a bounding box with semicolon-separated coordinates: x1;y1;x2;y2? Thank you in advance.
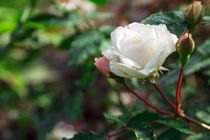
89;0;107;5
104;111;132;126
98;25;114;37
157;118;194;134
127;112;157;140
128;120;155;140
186;103;210;125
63;131;107;140
202;16;210;26
197;39;210;56
68;31;104;66
129;111;160;123
142;11;188;37
157;129;183;140
185;132;210;140
63;92;83;120
86;12;115;19
185;57;210;75
0;7;20;33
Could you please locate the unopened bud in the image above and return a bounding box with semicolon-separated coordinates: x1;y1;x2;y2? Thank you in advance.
185;1;204;26
149;73;159;84
177;32;195;54
176;32;195;67
94;56;111;77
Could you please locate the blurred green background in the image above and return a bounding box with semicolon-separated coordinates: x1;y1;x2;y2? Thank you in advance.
0;0;209;140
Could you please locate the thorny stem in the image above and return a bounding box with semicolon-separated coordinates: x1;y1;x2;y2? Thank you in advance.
152;84;176;110
176;68;184;113
124;83;174;116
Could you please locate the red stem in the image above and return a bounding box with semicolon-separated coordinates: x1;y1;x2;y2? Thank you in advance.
176;68;184;112
152;84;176;110
124;84;174;116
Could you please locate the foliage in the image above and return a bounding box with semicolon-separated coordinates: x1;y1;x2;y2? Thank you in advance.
141;11;188;37
157;118;194;134
63;131;107;140
0;0;209;140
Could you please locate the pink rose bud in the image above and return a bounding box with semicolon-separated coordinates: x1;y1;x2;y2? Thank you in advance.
176;32;195;67
185;1;204;25
176;32;195;55
94;56;110;77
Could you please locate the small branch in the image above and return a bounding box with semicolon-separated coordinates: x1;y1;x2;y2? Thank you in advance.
152;84;176;110
180;113;210;131
176;68;184;112
124;84;174;116
107;129;125;139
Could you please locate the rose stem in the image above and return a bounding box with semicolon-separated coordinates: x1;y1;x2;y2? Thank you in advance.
124;83;174;116
176;68;184;113
152;84;176;110
179;113;210;131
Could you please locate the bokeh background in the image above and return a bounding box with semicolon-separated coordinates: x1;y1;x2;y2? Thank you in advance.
0;0;209;140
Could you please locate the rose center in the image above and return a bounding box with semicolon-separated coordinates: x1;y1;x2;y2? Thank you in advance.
120;40;157;68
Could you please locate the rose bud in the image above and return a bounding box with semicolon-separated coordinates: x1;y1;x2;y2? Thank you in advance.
185;1;204;26
176;32;195;67
94;56;110;77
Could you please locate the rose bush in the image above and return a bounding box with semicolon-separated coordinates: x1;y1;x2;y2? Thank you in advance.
102;22;178;79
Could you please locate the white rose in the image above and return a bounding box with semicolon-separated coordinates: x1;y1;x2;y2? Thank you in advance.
102;22;178;79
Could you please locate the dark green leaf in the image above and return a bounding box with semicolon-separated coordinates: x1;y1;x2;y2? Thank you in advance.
68;31;104;66
185;58;210;75
197;39;210;56
128;120;155;140
127;112;157;140
185;132;210;140
157;118;194;134
186;103;210;125
63;131;107;140
142;11;188;37
89;0;107;5
130;111;160;123
157;129;183;140
63;92;83;120
98;25;114;37
104;111;132;126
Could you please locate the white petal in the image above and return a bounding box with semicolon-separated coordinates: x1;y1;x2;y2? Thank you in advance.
110;61;146;78
103;48;142;69
145;50;165;68
102;48;119;61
